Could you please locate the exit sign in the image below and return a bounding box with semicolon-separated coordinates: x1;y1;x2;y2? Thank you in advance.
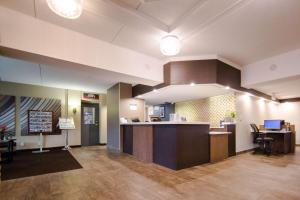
83;93;99;100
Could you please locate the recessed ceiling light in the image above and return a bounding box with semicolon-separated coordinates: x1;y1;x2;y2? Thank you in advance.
153;89;158;93
225;86;230;90
47;0;84;19
160;35;180;56
190;83;195;86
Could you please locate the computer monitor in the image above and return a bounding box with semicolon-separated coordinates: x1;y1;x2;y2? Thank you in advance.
264;120;284;130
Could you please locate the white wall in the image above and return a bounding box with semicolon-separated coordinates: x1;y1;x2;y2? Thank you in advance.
235;93;280;152
242;48;300;87
277;102;300;144
0;82;107;149
0;6;163;85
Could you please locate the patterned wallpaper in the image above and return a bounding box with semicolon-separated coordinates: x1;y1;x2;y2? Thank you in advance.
175;93;236;127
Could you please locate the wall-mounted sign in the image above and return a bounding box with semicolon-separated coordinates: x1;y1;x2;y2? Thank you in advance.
83;93;99;101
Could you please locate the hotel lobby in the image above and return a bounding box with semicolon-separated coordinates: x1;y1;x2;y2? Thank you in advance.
1;0;300;199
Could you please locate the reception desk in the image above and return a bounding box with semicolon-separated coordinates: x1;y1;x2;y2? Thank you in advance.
121;122;210;170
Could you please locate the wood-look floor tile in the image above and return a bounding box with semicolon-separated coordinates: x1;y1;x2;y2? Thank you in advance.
1;146;300;200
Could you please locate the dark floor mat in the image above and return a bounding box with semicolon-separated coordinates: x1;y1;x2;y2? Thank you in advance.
1;148;82;181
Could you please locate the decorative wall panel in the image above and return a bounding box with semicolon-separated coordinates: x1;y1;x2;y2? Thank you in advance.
175;93;236;127
20;97;61;135
0;95;16;134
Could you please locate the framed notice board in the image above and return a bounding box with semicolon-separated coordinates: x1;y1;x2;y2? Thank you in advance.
28;110;53;134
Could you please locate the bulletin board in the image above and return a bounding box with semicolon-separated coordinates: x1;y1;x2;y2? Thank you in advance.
28;110;53;134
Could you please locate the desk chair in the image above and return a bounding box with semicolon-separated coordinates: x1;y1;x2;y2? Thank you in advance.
250;124;274;155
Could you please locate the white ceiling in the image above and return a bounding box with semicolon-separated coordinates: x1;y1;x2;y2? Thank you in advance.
251;75;300;99
139;84;231;105
1;0;300;66
0;55;154;93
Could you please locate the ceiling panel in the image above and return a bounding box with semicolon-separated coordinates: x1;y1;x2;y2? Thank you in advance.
0;0;35;17
1;0;300;66
138;0;200;26
112;25;164;58
35;0;124;42
180;0;300;65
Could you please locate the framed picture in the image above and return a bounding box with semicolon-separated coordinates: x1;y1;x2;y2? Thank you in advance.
159;106;165;118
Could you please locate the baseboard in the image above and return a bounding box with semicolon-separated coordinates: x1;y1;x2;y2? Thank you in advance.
236;148;255;155
17;145;82;152
99;143;107;146
296;144;300;147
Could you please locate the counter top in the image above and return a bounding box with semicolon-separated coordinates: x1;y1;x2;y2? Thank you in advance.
209;132;232;135
121;122;210;125
259;130;292;134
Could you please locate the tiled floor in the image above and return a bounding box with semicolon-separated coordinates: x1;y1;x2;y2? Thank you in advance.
1;146;300;200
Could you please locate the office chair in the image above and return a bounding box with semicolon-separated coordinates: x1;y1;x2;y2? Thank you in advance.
250;124;274;155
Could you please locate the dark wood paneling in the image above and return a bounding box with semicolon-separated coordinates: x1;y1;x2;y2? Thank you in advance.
225;124;236;157
279;97;300;103
132;84;154;97
168;60;217;85
122;125;133;155
131;59;274;102
210;134;228;163
132;83;169;97
266;133;291;154
239;87;274;101
176;125;210;169
153;124;210;170
216;61;241;89
153;125;177;169
132;125;153;162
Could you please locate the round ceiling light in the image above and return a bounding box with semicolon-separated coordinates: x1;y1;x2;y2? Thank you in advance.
47;0;84;19
160;35;181;56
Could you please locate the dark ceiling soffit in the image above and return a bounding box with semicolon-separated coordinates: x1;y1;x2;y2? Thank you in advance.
132;59;275;101
279;98;300;103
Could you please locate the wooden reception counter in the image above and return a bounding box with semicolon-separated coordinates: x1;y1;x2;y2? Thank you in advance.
121;122;211;170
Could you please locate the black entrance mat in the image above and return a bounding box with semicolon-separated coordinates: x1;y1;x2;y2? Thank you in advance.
1;148;82;181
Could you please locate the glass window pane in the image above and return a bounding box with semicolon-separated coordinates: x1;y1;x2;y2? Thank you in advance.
83;107;95;125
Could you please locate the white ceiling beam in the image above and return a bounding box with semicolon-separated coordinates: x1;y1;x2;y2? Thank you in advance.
0;6;164;85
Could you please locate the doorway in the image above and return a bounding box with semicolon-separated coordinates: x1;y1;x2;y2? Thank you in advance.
81;102;100;146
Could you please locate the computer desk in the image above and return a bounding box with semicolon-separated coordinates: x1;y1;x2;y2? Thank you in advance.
257;130;293;154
